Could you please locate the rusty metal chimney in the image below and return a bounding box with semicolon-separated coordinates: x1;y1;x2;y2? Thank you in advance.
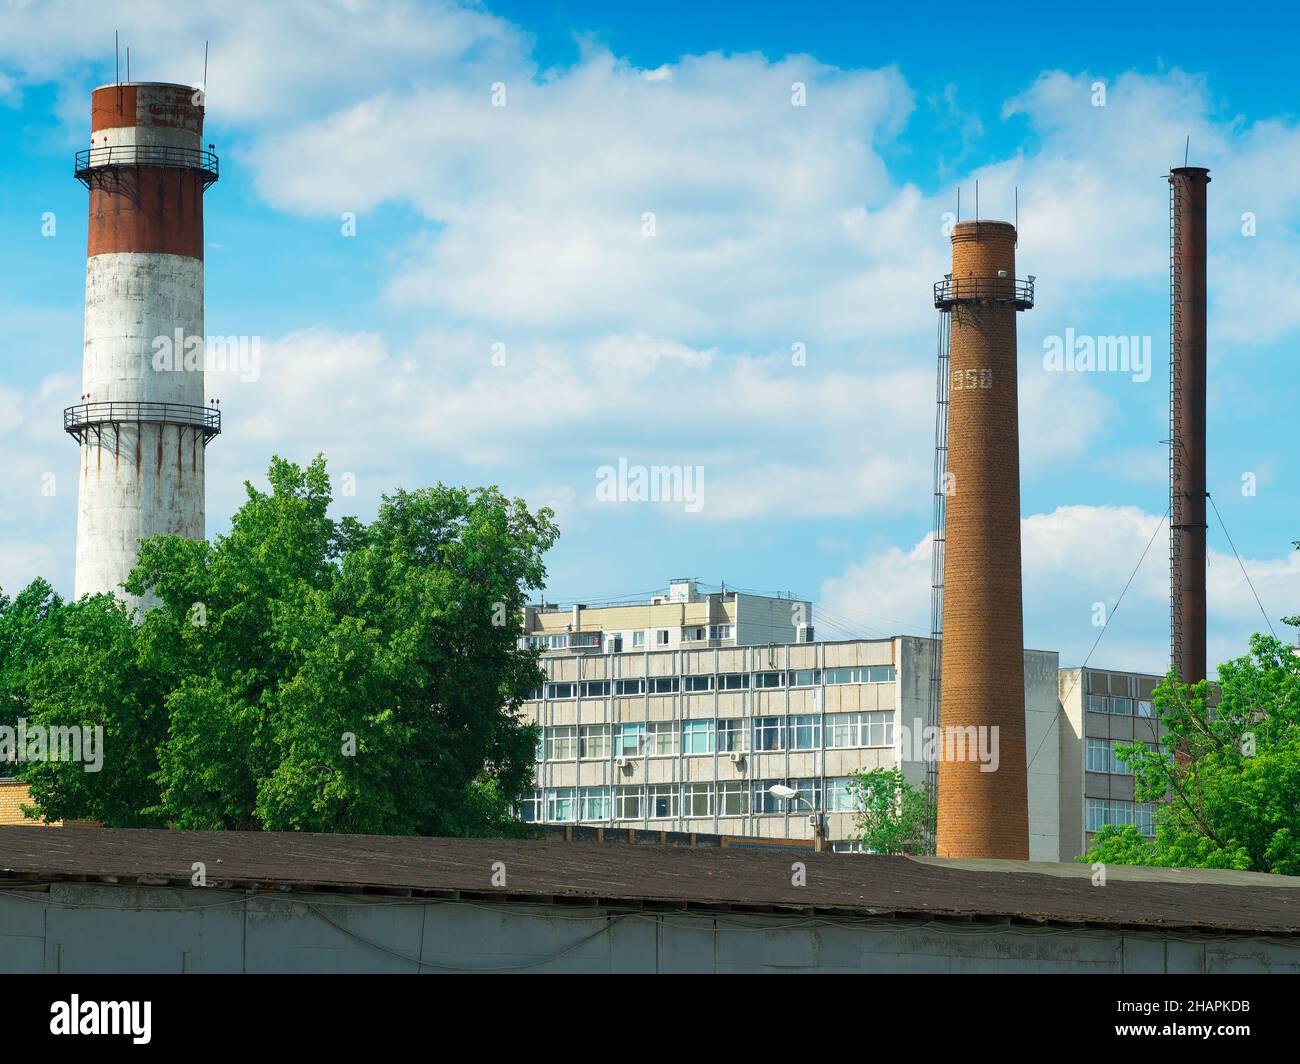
932;221;1033;860
1169;167;1209;685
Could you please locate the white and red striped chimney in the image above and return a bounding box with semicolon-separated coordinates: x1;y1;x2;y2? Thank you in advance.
66;82;220;603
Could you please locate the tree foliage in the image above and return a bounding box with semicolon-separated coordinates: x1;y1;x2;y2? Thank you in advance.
1082;631;1300;875
847;767;935;855
0;456;557;836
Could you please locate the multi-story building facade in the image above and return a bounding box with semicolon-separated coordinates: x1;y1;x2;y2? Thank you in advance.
517;584;1065;860
1058;667;1167;858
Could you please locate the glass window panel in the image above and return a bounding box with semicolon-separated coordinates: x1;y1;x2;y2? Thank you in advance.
579;786;611;820
717;781;748;816
579;725;610;759
753;717;784;752
648;784;678;819
615;785;643;819
682;719;714;754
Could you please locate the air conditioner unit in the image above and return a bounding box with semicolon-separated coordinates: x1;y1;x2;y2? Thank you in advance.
728;751;745;765
615;756;630;769
807;814;820;827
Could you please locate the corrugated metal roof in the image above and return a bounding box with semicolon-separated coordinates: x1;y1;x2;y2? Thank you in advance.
0;826;1296;934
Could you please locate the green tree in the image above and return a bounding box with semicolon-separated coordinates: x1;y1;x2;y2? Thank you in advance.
1081;631;1300;875
847;767;935;855
0;455;556;836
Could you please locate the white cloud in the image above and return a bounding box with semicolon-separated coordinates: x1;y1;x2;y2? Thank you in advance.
205;327;934;526
820;504;1299;674
1;3;1298;670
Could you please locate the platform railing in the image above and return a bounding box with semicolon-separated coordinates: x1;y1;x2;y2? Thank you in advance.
63;401;221;443
74;144;220;189
933;276;1034;310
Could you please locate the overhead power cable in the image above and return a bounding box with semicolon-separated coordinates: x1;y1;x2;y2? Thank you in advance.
1026;504;1170;772
1207;493;1277;639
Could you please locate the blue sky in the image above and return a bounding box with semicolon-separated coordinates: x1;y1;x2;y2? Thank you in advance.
0;0;1296;674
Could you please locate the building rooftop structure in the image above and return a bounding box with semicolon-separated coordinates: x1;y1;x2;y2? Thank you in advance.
521;578;814;654
1;827;1296;936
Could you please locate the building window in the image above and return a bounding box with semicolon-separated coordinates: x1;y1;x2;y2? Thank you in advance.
789;669;820;687
656;629;670;646
648;784;679;819
752;780;784;814
646;721;679;756
753;716;784;752
753;671;783;689
789;777;823;810
579;786;611;821
717;718;744;752
1086;738;1111;773
866;711;893;747
649;676;679;694
682;783;712;818
526;634;568;650
827;777;855;813
616;723;645;756
534;734;544;761
708;624;733;640
684;626;705;641
579;680;610;698
1087;694;1109;714
789;714;821;750
518;791;542;822
717;672;749;691
1110;697;1134;716
615;678;645;696
682;719;714;754
545;726;578;761
615;785;644;820
684;675;712;692
632;630;646;648
1087;799;1154;836
579;724;610;760
826;711;893;748
546;788;576;822
824;665;896;685
570;632;602;649
545;682;575;700
1137;699;1154;718
610;635;623;654
717;780;748;816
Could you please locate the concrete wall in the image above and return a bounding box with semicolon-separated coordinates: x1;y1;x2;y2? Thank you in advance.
2;881;1296;973
1058;669;1085;860
733;592;810;645
1024;649;1061;863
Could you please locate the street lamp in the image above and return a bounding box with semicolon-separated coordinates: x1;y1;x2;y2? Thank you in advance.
767;784;824;852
